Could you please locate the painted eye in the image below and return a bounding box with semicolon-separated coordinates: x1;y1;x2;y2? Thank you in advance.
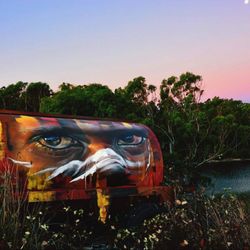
38;136;79;149
117;134;143;146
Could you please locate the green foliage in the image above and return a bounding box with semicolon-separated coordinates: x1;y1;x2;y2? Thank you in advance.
155;73;249;181
124;76;148;105
0;81;52;112
0;81;28;110
0;74;249;181
0;76;249;248
25;82;52;112
40;84;117;117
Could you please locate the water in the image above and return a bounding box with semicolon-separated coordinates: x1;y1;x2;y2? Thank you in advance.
201;164;250;194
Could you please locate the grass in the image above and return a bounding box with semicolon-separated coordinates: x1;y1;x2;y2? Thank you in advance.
0;159;51;249
1;159;250;249
114;191;250;250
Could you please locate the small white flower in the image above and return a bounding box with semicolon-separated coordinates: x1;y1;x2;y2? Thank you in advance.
63;206;70;212
41;224;49;231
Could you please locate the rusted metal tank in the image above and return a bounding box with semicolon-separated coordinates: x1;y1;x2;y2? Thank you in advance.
0;110;172;222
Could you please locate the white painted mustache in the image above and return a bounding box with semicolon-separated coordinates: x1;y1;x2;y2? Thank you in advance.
35;148;146;182
9;158;32;168
9;147;150;183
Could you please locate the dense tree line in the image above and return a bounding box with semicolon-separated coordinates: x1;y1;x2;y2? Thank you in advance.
0;73;249;180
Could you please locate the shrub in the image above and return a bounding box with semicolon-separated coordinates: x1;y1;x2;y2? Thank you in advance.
114;191;250;250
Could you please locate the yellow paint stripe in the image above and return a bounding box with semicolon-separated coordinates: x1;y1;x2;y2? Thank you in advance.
28;191;56;202
15;115;40;127
122;122;132;128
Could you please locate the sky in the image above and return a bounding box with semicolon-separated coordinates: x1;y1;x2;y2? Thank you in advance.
0;0;249;102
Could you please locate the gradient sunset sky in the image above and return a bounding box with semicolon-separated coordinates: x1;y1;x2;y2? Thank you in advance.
0;0;249;102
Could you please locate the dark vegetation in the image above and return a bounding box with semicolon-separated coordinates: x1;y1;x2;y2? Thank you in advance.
0;73;249;179
0;72;250;249
1;174;250;249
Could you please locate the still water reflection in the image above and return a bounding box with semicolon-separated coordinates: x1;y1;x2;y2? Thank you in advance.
202;165;250;194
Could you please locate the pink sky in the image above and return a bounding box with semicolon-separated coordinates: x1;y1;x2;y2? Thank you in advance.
0;0;249;102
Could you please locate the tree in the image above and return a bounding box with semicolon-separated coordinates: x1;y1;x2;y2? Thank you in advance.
158;72;203;157
200;98;250;160
113;77;158;123
0;75;246;184
124;76;148;105
40;83;117;117
156;72;250;182
25;82;53;112
0;81;28;110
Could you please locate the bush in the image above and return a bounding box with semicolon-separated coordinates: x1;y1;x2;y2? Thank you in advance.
114;191;250;250
1;158;250;249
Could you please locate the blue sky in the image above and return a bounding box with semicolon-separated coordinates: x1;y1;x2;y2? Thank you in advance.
0;0;249;102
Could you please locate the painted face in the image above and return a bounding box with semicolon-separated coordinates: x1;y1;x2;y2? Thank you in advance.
5;115;160;190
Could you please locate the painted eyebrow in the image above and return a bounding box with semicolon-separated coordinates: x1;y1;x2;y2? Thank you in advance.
88;128;148;138
28;126;88;143
27;126;148;143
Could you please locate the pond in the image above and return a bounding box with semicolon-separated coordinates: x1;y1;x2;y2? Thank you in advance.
201;162;250;194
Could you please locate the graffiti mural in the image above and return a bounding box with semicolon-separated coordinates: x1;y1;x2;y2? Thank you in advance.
0;114;163;202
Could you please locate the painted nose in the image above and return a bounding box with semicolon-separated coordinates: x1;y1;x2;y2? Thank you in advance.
85;142;109;159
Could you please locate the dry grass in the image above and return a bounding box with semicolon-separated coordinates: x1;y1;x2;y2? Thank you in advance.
1;159;250;249
0;159;50;249
114;191;250;250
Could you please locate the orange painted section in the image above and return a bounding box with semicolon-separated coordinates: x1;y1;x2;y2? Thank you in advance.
0;111;166;204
